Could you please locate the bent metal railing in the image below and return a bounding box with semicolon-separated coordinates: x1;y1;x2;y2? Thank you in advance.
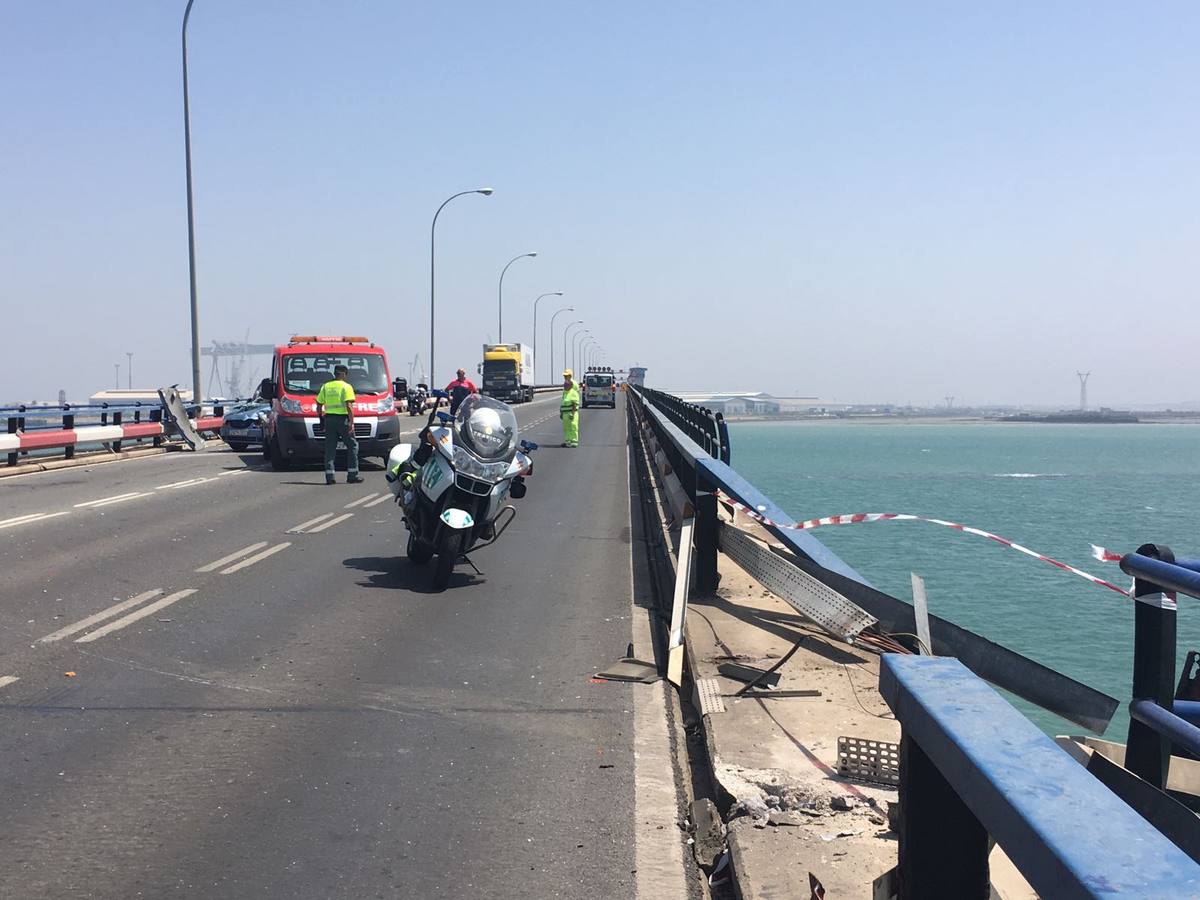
629;384;1200;895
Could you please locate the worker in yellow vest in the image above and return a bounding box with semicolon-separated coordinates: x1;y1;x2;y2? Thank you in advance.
561;369;581;448
315;364;363;484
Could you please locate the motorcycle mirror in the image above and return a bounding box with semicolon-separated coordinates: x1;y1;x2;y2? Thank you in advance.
519;440;539;452
431;389;449;399
436;412;452;424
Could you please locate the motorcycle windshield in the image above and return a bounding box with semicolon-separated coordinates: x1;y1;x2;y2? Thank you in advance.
454;395;518;461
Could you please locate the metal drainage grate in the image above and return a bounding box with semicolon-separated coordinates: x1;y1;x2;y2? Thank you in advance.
719;525;877;642
696;677;726;716
837;736;900;787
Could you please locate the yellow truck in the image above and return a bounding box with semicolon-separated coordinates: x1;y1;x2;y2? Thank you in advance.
481;343;535;403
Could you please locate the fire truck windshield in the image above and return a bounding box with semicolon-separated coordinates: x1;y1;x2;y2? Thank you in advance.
282;354;389;395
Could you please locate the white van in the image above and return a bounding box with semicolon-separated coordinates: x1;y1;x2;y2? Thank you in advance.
582;371;616;408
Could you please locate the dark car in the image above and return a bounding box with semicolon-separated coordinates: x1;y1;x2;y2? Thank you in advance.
220;402;270;451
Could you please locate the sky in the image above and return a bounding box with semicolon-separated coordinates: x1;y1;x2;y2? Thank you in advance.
2;1;1198;407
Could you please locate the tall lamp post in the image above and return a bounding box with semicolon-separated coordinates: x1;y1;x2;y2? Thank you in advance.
572;330;592;375
126;352;133;390
532;291;563;385
563;321;584;378
549;307;574;383
498;252;537;342
431;188;493;389
578;337;595;374
182;0;201;405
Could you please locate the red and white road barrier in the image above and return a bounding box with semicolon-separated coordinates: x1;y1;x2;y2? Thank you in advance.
0;416;222;454
719;492;1131;597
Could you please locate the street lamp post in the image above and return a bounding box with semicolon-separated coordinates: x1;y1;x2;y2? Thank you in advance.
572;331;591;375
532;291;563;385
563;321;584;377
126;352;133;390
182;0;201;406
498;252;537;342
577;337;594;374
431;188;493;390
549;307;574;383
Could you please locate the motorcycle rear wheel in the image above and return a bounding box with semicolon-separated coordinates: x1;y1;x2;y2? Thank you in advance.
406;532;432;565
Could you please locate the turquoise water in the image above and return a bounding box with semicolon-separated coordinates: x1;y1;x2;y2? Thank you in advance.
729;421;1200;738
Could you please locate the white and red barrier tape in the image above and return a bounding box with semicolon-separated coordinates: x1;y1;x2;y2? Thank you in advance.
719;492;1132;597
0;416;223;454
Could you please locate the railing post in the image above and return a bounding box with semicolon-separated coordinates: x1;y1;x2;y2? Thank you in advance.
715;413;731;464
112;411;123;453
64;410;75;459
693;470;719;594
6;416;17;467
897;733;991;899
150;408;163;447
1126;543;1178;788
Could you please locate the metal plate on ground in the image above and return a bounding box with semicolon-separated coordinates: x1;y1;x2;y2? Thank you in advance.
838;736;900;786
719;524;877;642
696;677;726;715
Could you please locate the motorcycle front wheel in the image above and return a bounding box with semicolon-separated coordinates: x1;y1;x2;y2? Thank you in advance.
432;531;466;590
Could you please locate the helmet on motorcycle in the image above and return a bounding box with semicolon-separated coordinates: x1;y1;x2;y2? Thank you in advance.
455;394;517;460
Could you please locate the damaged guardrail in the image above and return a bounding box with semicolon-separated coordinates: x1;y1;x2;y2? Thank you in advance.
627;385;1119;732
1;392;225;466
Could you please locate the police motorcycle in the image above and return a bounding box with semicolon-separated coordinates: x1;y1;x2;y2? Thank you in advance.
386;390;536;590
407;383;429;416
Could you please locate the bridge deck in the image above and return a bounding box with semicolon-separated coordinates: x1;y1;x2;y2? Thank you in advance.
0;395;683;899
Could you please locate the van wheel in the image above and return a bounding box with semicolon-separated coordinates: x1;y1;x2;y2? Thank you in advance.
268;437;290;471
227;440;248;452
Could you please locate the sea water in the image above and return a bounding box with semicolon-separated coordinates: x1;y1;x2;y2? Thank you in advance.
729;421;1200;738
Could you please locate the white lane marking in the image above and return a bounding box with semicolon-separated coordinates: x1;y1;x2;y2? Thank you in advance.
344;493;380;509
39;589;164;643
288;513;334;533
0;511;70;530
219;542;291;574
74;491;143;508
0;676;19;689
220;468;251;476
156;476;218;490
195;541;269;573
305;513;354;533
74;491;153;509
363;494;392;508
75;589;198;643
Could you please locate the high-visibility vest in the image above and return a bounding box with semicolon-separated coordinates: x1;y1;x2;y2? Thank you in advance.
316;379;356;415
561;384;580;414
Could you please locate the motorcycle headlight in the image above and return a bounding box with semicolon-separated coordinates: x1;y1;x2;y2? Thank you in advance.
464;407;512;458
376;396;395;413
280;397;303;414
452;446;509;480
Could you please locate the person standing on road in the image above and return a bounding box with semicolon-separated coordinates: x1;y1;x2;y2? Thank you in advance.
316;364;363;485
445;368;478;415
560;369;580;448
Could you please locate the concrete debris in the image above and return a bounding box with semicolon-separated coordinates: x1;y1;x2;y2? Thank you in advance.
717;761;836;822
830;795;857;811
689;798;726;869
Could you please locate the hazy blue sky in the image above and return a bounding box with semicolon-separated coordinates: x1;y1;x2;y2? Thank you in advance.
2;2;1197;406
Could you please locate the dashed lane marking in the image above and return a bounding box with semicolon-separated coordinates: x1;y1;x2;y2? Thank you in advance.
305;513;354;533
75;588;199;643
74;491;153;509
344;492;380;509
39;589;164;643
363;494;393;508
219;542;291;574
195;541;269;573
157;476;219;490
0;676;19;690
0;511;70;530
288;513;334;533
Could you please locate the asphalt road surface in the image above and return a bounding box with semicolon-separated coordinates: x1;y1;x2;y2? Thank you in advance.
0;394;687;899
